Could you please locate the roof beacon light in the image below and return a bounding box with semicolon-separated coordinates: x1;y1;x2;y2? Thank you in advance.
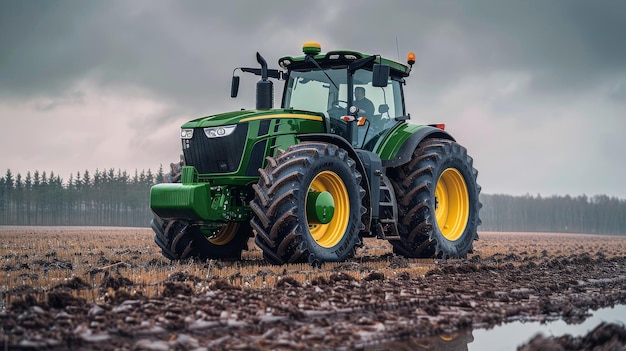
407;52;416;66
303;41;321;55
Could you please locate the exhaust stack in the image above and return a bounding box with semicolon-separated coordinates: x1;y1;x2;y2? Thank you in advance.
255;52;273;110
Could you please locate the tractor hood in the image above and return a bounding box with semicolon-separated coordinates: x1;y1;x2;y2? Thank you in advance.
181;109;324;128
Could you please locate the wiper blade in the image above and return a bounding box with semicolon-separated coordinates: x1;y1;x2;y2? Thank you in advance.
305;55;338;90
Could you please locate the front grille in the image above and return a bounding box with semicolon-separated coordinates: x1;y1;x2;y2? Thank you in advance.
182;123;249;174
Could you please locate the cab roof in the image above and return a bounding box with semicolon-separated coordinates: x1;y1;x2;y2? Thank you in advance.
278;49;412;78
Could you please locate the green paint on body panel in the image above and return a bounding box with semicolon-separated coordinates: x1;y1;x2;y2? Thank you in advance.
376;123;425;160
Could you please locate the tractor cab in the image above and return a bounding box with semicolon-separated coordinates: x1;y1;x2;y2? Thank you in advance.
278;42;413;150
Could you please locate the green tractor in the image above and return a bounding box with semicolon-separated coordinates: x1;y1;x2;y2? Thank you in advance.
150;42;481;266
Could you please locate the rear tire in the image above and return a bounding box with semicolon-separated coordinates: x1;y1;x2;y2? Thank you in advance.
250;142;365;266
389;138;481;258
152;216;250;260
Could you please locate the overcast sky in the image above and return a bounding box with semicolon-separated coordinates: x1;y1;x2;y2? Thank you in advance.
1;0;625;198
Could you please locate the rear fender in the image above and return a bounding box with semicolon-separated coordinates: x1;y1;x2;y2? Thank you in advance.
378;125;454;168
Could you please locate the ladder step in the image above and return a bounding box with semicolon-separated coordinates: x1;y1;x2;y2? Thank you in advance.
383;236;402;240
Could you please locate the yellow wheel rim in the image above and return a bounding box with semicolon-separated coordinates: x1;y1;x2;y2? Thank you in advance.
208;223;238;245
435;168;469;241
306;171;349;248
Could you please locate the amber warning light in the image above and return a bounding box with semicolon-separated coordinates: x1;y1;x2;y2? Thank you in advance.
407;52;416;66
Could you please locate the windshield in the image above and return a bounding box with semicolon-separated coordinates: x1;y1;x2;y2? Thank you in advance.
283;68;345;113
283;68;404;150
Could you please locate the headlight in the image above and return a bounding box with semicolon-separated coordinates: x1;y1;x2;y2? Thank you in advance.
204;125;237;138
181;129;194;139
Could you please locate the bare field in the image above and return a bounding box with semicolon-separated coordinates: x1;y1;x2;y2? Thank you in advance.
0;226;435;302
1;227;626;350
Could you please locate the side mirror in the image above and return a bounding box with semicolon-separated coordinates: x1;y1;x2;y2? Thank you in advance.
231;75;240;98
372;64;389;87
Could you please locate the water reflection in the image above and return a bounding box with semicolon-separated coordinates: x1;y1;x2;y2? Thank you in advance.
361;329;474;351
468;304;626;350
362;305;625;351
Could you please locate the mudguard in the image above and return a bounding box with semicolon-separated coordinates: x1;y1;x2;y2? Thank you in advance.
377;124;455;168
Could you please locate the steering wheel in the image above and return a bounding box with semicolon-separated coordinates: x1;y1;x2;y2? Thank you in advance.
332;99;348;109
329;116;347;135
326;100;354;136
327;100;348;117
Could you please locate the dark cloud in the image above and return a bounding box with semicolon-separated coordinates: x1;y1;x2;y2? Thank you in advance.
3;1;625;103
0;2;91;96
456;1;626;94
0;1;333;107
314;1;626;98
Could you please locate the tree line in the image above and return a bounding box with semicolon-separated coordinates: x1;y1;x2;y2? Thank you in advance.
480;193;626;235
1;168;625;234
0;168;164;227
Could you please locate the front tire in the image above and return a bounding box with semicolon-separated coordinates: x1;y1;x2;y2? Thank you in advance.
389;138;481;258
152;216;250;260
250;142;365;266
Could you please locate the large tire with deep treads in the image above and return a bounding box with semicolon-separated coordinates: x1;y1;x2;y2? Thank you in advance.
389;138;481;258
152;216;250;260
250;142;365;266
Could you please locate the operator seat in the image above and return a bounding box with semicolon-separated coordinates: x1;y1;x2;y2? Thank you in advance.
370;104;390;131
378;104;390;120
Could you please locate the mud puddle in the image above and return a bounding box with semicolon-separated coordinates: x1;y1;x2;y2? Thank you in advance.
469;304;626;350
364;305;626;351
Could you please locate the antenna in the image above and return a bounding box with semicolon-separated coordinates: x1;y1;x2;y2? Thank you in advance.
396;36;400;62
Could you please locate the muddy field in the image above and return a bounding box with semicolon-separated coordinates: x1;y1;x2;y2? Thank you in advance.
1;227;626;350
